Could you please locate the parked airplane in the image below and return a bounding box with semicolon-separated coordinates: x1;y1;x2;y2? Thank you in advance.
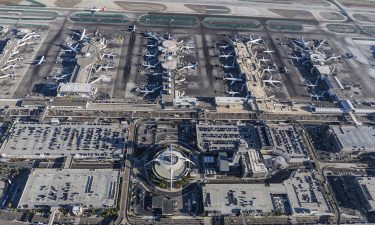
326;54;341;62
263;48;274;54
263;76;281;87
309;92;324;100
144;31;159;41
221;60;237;70
290;55;304;62
304;80;317;88
219;44;232;50
73;28;91;42
225;89;240;97
144;51;158;58
142;62;160;69
136;86;161;97
99;64;115;71
61;43;80;54
262;66;276;74
0;73;17;79
100;52;117;59
258;56;270;63
247;37;263;44
223;73;242;85
177;63;197;72
219;51;234;59
294;37;311;49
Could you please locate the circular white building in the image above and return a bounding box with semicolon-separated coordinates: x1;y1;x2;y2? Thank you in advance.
146;145;194;190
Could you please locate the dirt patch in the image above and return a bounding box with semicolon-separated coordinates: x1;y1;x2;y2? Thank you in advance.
269;9;315;20
114;1;166;11
0;0;22;4
339;0;375;7
55;0;81;8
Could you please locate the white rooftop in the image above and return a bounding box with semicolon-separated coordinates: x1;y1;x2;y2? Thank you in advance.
18;169;120;209
58;83;92;93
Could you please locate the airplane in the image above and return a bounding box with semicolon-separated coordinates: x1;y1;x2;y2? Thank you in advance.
6;57;24;63
219;44;232;50
99;64;115;71
100;52;117;59
223;73;243;85
309;91;324;100
144;31;159;41
177;63;197;72
88;6;105;15
164;33;173;40
304;80;317;88
147;42;158;48
17;41;35;47
326;54;341;62
61;43;80;54
283;67;289;74
263;48;274;54
142;62;160;69
0;73;17;79
48;73;70;81
294;37;311;49
175;77;186;84
128;25;138;32
219;51;234;59
225;89;240;97
136;86;161;97
221;60;237;70
0;64;20;72
262;66;276;74
289;55;304;62
73;27;91;42
21;34;40;42
144;51;158;58
258;56;270;63
26;56;45;65
147;71;167;76
314;39;326;50
247;37;263;44
263;76;281;87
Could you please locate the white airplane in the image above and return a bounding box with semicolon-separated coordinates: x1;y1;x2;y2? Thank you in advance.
136;86;161;97
61;43;80;54
144;31;159;41
0;64;20;71
309;92;324;100
50;73;70;81
258;56;270;63
223;73;242;85
99;64;115;71
294;37;311;49
147;71;167;76
142;62;160;69
27;56;45;65
219;51;234;59
175;77;186;84
290;55;304;62
225;89;240;97
100;52;117;59
17;41;35;47
6;57;24;63
88;6;105;15
0;73;17;79
247;37;263;44
326;54;341;62
262;66;276;74
219;44;232;50
144;51;158;58
263;76;281;87
304;80;317;88
73;28;91;42
263;48;274;54
128;25;138;32
314;39;326;50
21;34;40;43
177;63;197;72
221;60;237;70
147;42;159;48
283;67;289;74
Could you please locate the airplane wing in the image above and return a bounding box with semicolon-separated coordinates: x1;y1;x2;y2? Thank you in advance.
230;80;235;85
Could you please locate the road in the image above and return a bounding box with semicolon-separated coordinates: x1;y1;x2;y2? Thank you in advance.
115;119;139;225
